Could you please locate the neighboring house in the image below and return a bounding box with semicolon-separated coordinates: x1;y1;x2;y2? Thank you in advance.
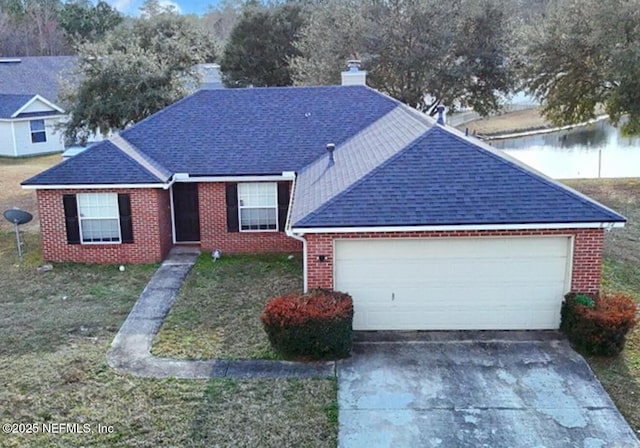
195;63;224;90
0;94;66;157
22;66;626;331
0;56;77;157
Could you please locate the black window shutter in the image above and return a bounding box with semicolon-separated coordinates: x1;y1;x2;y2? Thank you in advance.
226;183;239;232
277;182;290;231
62;194;80;244
118;194;134;244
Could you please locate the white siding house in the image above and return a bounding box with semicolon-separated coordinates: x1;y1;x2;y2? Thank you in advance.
0;95;65;157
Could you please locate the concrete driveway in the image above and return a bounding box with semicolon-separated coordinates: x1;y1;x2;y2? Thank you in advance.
338;332;640;448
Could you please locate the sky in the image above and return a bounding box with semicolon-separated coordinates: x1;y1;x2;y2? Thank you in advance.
106;0;221;16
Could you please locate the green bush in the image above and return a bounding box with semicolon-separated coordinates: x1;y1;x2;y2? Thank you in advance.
261;289;353;360
561;292;637;356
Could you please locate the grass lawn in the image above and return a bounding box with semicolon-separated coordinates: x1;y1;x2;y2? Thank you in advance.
2;156;638;443
0;154;61;233
0;231;336;447
566;179;640;435
152;254;302;360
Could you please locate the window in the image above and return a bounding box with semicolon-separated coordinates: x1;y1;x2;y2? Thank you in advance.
77;193;121;243
30;119;46;143
238;183;278;231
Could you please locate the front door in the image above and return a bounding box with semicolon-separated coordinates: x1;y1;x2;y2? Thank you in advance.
172;183;200;242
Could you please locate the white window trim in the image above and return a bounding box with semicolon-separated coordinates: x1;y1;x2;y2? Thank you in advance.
29;119;47;144
238;182;279;233
77;193;122;245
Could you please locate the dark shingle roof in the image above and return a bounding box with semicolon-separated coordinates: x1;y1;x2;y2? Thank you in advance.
122;86;399;175
0;94;33;118
21;84;626;226
293;127;626;227
22;141;164;186
0;56;76;103
291;106;433;225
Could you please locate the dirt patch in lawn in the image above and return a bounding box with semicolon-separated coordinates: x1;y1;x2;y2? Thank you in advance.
564;178;640;435
0;232;336;447
0;154;60;233
152;253;302;360
461;108;552;136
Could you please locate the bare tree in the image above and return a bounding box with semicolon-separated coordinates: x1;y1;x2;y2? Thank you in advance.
200;0;241;49
0;0;69;56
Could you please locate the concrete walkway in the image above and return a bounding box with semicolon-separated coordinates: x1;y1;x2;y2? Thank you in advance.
107;247;335;379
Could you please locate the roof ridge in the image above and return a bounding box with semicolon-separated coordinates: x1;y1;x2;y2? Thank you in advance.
109;135;171;182
295;128;438;227
436;126;626;222
291;106;434;225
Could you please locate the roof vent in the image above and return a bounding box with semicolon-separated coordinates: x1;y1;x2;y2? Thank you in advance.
341;60;367;86
327;143;335;167
436;105;446;125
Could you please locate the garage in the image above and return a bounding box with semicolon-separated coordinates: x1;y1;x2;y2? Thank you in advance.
334;236;572;331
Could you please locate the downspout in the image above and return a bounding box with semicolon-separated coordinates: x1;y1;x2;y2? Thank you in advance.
284;172;308;292
164;172;189;189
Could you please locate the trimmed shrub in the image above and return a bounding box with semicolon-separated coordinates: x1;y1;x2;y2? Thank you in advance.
561;291;637;356
261;289;354;360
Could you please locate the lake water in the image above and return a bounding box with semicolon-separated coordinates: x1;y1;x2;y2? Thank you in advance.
491;120;640;179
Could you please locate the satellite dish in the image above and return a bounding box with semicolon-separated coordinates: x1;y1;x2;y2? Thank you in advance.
3;208;33;259
3;208;33;225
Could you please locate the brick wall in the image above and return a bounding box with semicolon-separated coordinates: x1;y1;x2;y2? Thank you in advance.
37;188;172;264
198;183;301;254
36;182;302;265
305;228;604;293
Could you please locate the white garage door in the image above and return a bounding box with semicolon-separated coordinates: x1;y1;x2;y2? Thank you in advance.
334;237;571;330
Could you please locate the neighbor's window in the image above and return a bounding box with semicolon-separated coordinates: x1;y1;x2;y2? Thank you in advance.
77;193;121;243
30;119;46;143
238;183;278;231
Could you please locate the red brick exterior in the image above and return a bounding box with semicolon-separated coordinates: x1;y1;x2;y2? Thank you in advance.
198;183;301;254
305;228;604;294
36;183;603;292
37;188;173;264
36;182;301;264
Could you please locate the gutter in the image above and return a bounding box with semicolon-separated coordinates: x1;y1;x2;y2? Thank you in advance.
292;221;625;234
22;183;169;190
283;172;308;292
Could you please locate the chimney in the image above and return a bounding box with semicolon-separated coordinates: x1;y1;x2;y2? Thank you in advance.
341;60;367;86
327;143;335;167
436;105;446;125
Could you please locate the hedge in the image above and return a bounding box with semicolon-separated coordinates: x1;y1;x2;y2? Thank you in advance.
561;291;637;356
261;289;354;360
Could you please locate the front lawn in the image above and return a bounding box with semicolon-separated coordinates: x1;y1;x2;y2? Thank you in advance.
152;253;302;360
566;179;640;435
0;154;60;233
0;231;336;447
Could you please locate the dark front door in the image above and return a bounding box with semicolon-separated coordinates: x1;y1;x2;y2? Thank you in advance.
173;183;200;242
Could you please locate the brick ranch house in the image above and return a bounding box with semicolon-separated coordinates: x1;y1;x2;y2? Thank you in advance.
23;66;625;331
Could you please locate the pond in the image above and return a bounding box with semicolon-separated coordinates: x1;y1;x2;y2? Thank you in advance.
490;120;640;179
